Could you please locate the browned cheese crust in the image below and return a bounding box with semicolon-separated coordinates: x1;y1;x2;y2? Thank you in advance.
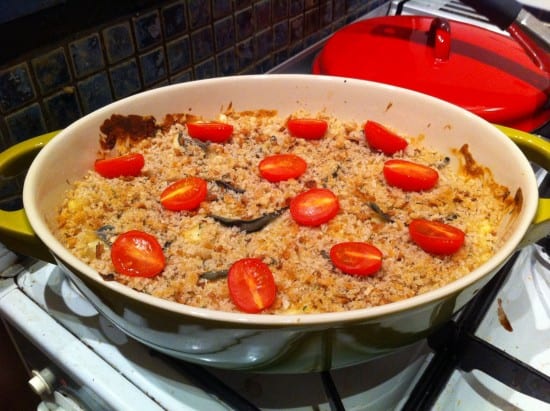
54;108;519;314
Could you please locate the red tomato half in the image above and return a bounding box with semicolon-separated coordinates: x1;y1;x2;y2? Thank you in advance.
287;118;328;139
160;177;207;211
330;242;383;276
111;230;166;277
409;219;465;255
259;154;307;182
290;188;340;226
94;153;145;179
228;258;277;313
383;159;439;191
187;121;234;143
364;121;408;155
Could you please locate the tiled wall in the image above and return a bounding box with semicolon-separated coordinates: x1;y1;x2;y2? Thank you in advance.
0;0;389;150
0;0;389;210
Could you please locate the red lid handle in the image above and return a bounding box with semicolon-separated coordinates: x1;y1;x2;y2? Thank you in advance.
428;18;451;61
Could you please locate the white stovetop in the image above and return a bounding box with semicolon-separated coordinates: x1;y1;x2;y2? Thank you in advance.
434;244;550;410
1;239;549;410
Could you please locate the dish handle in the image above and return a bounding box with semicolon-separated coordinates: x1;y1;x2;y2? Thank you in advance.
0;127;548;262
0;132;59;263
495;125;550;248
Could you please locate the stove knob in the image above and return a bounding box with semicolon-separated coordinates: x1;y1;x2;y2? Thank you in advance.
28;367;56;396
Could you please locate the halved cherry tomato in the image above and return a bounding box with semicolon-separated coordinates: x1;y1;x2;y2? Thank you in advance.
94;153;145;179
187;121;234;143
259;153;307;182
383;159;439;191
160;177;207;211
290;188;339;226
227;258;277;313
287;118;328;139
111;230;166;277
330;242;383;276
409;219;465;255
364;120;408;155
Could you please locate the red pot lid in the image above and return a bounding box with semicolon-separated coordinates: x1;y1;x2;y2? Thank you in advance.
312;16;550;131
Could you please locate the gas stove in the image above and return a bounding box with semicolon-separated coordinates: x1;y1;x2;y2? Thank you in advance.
1;171;549;409
1;2;550;410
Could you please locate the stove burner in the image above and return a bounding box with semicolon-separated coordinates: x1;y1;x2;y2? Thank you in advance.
403;254;550;408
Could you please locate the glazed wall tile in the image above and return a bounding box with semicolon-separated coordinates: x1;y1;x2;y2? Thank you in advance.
109;60;142;99
133;11;163;51
0;64;35;113
69;34;105;78
31;48;72;95
103;23;135;64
